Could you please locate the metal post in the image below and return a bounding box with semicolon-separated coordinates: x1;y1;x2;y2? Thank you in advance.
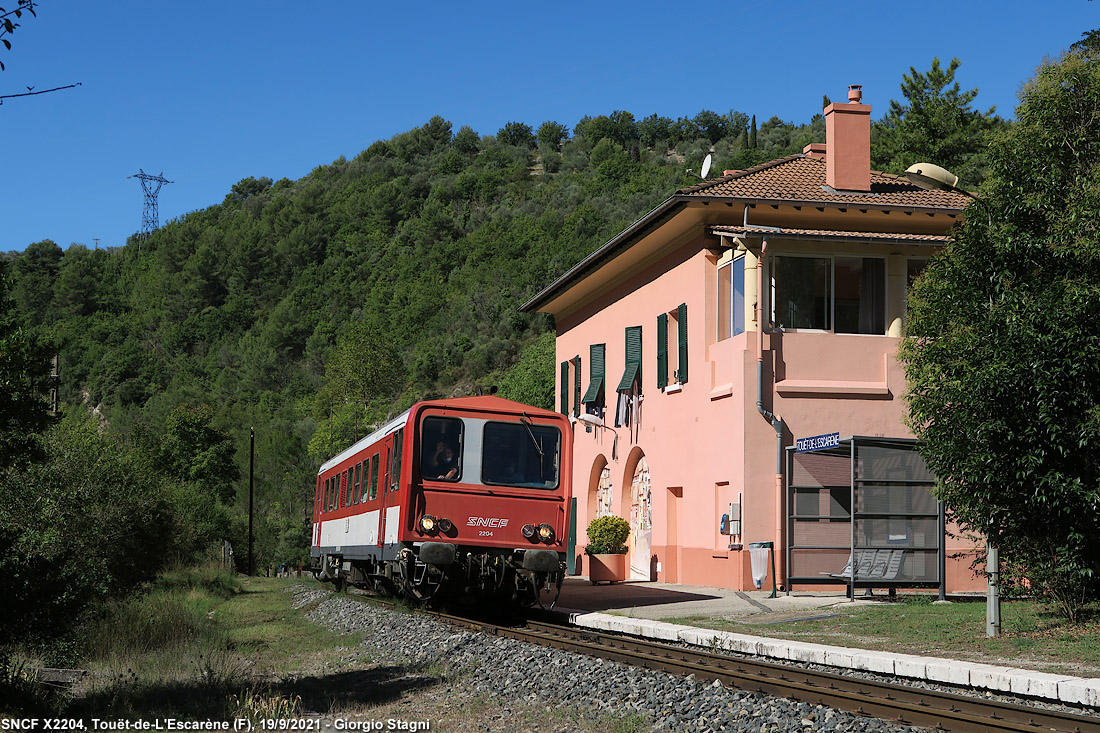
849;439;856;601
567;497;577;575
938;500;946;601
248;427;255;577
986;539;1000;637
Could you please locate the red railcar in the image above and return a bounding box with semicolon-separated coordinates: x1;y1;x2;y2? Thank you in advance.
310;396;573;606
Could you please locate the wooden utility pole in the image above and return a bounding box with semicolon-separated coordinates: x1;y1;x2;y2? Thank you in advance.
248;427;255;576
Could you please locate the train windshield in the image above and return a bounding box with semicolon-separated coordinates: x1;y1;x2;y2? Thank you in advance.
482;421;561;489
420;416;464;481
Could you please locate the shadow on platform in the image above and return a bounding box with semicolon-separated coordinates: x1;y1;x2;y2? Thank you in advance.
556;577;721;612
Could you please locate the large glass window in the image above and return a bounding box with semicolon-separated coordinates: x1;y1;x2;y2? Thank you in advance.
772;255;886;334
773;256;830;330
420;416;463;481
718;257;745;340
834;257;886;334
482;421;561;489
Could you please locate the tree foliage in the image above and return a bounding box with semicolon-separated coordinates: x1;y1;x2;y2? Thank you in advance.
0;260;52;468
900;41;1100;620
871;57;1004;187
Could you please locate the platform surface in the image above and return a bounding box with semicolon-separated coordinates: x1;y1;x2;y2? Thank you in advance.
550;576;1100;709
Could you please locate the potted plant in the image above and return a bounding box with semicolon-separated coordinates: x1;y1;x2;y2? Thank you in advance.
585;515;630;584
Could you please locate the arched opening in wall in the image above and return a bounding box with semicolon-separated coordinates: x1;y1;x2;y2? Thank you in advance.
586;455;611;525
621;447;653;581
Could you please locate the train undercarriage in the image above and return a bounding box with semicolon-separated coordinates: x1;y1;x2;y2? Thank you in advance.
313;542;565;608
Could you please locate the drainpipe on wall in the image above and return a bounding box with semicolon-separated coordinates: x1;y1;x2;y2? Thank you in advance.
755;237;786;590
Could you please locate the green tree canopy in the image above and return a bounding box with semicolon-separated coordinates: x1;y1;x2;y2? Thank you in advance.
0;260;52;468
871;57;1004;187
900;40;1100;620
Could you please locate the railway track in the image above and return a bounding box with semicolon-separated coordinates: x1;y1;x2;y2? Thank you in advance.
420;607;1100;733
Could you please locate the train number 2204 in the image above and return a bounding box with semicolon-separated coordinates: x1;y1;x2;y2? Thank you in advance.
478;530;493;536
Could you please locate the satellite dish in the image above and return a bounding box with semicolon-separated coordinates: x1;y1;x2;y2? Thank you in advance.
904;163;958;191
700;153;713;179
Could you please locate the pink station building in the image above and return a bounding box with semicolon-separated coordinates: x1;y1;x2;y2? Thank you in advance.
523;86;983;593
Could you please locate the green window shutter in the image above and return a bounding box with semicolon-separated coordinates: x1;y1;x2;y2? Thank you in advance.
560;360;569;415
616;326;642;391
657;313;668;389
677;303;688;384
572;355;581;417
582;344;605;403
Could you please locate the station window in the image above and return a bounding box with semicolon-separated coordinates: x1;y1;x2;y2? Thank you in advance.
657;304;688;389
581;343;605;417
718;255;745;340
559;355;581;417
771;255;885;334
834;257;885;334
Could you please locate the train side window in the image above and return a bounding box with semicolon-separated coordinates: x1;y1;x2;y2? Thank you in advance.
384;447;391;495
353;462;362;504
391;428;403;492
323;477;330;512
420;416;463;481
369;455;379;500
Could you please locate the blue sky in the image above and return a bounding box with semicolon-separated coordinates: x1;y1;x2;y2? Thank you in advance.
1;1;1095;253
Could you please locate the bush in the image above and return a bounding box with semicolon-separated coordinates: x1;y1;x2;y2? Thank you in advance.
585;515;629;555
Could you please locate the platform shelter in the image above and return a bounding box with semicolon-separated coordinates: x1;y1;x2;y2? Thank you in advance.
785;436;945;597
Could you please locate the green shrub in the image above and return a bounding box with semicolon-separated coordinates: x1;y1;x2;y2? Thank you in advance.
585;515;630;555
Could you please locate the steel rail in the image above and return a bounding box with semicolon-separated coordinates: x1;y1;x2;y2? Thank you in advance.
428;611;1100;733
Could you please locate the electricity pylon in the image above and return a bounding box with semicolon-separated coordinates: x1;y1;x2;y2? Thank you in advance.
129;169;172;238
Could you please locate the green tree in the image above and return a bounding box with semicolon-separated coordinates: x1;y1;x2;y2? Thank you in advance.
454;125;481;154
161;403;240;503
497;121;536;148
496;331;554;410
0;260;52;468
318;318;405;438
536;120;568;150
871;57;1004;187
900;39;1100;620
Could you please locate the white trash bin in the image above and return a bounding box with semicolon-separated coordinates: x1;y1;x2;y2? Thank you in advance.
749;543;770;589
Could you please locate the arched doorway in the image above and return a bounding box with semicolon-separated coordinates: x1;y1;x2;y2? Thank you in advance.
586;456;613;525
622;449;652;581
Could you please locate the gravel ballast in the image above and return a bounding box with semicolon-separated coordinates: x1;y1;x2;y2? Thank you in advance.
291;586;930;732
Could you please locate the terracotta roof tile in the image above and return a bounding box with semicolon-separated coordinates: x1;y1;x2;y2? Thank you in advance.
711;225;950;244
679;155;970;210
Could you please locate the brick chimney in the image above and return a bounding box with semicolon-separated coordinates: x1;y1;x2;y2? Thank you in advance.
824;85;871;191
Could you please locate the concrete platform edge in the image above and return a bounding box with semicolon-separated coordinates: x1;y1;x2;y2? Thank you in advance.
554;607;1100;709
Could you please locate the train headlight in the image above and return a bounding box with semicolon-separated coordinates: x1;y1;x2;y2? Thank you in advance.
437;517;453;533
521;524;536;539
537;523;554;543
419;514;437;533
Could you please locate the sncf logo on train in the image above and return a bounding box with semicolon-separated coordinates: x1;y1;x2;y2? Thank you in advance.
466;516;509;528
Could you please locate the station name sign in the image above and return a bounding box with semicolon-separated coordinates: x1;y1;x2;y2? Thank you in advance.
796;432;840;453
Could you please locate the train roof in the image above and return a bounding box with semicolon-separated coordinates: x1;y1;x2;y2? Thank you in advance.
316;396;563;475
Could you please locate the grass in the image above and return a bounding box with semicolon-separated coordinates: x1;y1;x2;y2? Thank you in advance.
665;594;1100;677
51;569;657;730
67;567;367;720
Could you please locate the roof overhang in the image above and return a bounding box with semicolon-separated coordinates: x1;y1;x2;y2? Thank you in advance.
712;225;950;246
